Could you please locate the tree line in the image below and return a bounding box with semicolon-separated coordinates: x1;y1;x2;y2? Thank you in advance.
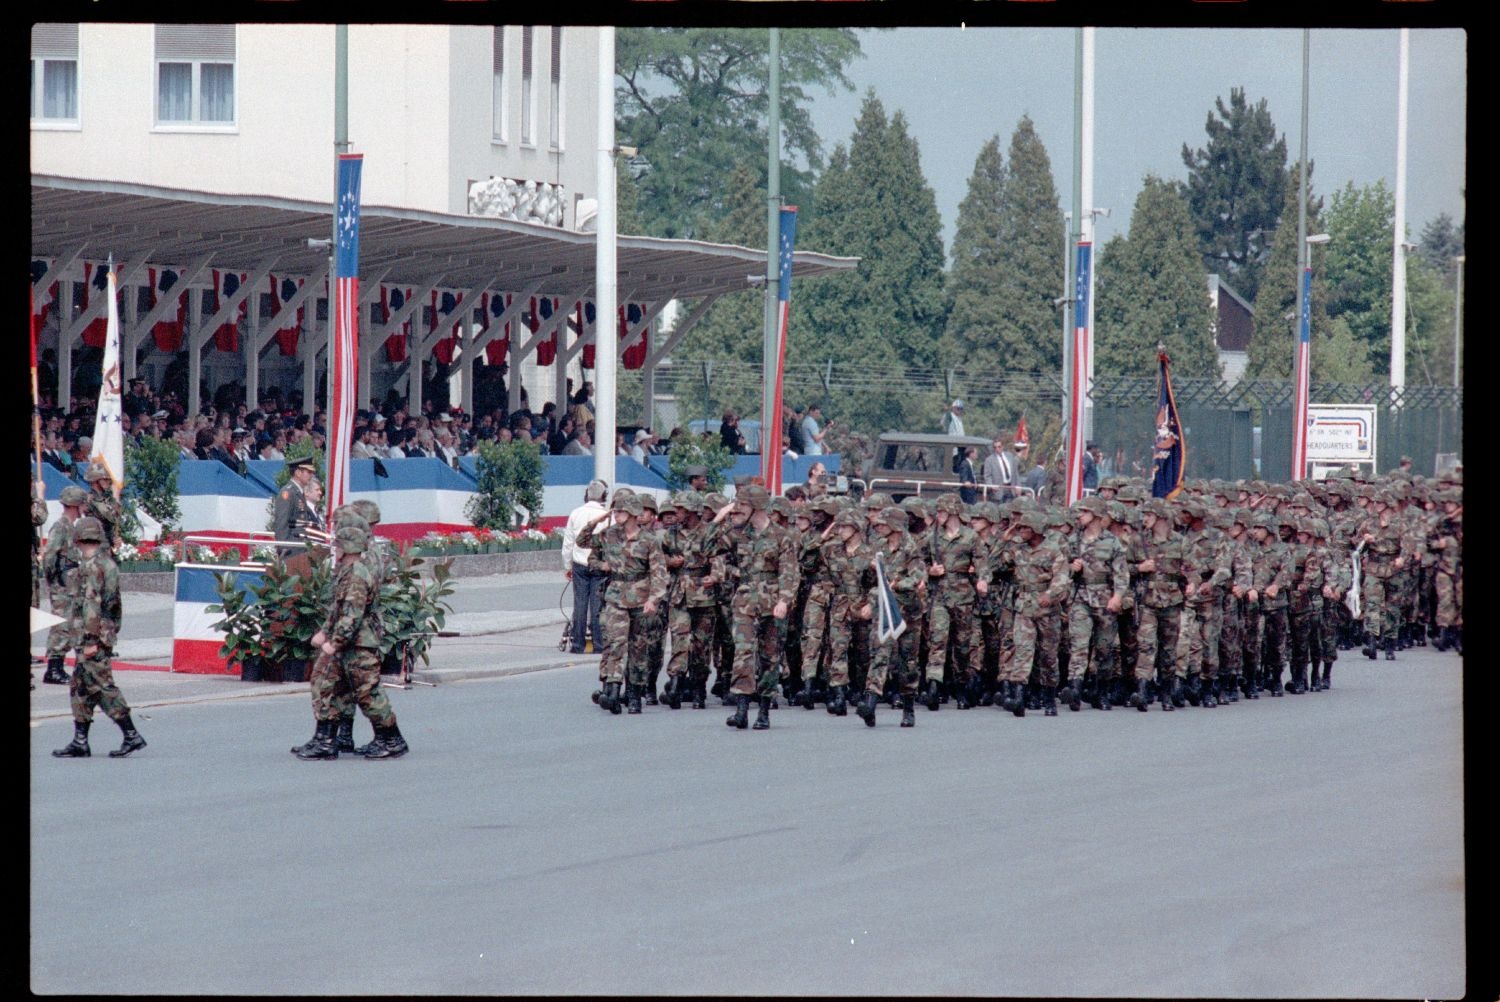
616;29;1464;439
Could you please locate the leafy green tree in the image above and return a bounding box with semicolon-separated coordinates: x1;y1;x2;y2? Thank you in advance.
666;433;735;491
616;155;646;236
1094;175;1218;378
797;93;947;435
616;28;861;240
1247;164;1333;380
675;163;766;370
1323;180;1395;376
1181;88;1289;302
124;434;181;532
1402;254;1456;386
465;439;544;529
991;116;1066;377
1416;212;1464;281
944;135;1007;368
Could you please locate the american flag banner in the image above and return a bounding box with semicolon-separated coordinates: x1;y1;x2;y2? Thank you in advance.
327;153;363;521
1291;266;1312;480
1149;349;1185;500
762;206;798;495
88;267;126;499
1065;241;1092;506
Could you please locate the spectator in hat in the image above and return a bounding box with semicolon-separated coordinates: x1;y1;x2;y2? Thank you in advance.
944;399;966;437
630;429;652;464
686;465;710;493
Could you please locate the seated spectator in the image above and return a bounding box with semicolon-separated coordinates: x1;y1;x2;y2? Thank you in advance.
630;429;651;463
352;425;379;459
549;416;575;455
434;428;461;466
615;432;629;457
562;429;592;456
193;427;216;461
259;431;286;461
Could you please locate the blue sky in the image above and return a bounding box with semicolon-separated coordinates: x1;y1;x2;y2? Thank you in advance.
805;28;1466;259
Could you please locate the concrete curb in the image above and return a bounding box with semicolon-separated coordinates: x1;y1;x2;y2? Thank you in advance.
411;658;586;684
30;682;311;722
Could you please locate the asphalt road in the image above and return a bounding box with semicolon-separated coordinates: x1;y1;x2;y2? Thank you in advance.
30;647;1465;996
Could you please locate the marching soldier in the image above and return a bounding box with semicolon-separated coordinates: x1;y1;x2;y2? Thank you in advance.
273;455;320;555
924;494;986;710
1430;493;1461;653
790;498;837;707
1176;501;1232;707
51;516;147;759
1285;516;1325;694
1001;511;1070;716
32;479;48;611
638;493;669;705
705;492;742;704
1247;512;1292;696
1066;496;1128;712
664;494;720;709
1133;499;1188;711
83;463;123;553
1217;508;1256;703
821;510;875;717
301;523;408;759
41;486;90;685
861;507;927;727
1358;491;1404;661
577;492;669;715
707;485;797;730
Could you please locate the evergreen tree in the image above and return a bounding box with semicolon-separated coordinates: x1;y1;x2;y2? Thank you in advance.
991;116;1065;377
1181;88;1289;302
943;135;1007;369
1094;176;1218;379
1246;164;1336;380
616;28;860;240
1416;212;1465;285
798;93;948;434
1402;255;1456;386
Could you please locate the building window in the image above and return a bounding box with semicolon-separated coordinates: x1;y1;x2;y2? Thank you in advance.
31;24;79;124
521;26;535;146
549;27;563;151
492;26;507;142
154;24;235;126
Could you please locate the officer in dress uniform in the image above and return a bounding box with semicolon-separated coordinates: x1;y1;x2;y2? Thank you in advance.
273;456;319;555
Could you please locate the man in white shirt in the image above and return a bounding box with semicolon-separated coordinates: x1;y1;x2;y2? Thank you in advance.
630;429;652;463
562;430;593;456
944;400;966;437
801;404;827;456
561;479;609;654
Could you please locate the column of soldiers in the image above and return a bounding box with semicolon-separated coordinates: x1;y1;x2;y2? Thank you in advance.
578;467;1460;727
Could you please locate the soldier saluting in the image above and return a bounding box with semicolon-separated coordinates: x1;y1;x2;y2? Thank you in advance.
273;456;319;555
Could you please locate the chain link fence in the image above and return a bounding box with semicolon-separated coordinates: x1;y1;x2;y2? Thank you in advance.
630;360;1460;484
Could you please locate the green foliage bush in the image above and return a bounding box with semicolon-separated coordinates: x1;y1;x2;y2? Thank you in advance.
666;434;735;491
465;439;544;529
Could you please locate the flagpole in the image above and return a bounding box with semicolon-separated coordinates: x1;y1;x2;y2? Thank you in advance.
594;26;618;491
1390;28;1410;394
1293;28;1310;482
31;286;43;494
761;27;782;492
331;23;348;425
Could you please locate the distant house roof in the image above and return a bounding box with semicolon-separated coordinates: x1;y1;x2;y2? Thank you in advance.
1208;274;1255;353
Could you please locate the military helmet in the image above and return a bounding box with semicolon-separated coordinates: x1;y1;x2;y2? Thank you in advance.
1142;498;1173;519
657;496;681;516
59;485;90;507
72;515;105;543
675;490;701;512
875;508;909;531
1077;495;1108;517
331;506;370;533
609;487;637;510
704;492;730;512
769;496;794;519
900;496;928;514
335;525;369;554
832;510;863;532
739;484;771;511
1309;518;1329;539
1020;511;1051;534
349;499;381;526
637;493;658;513
863;492;894;510
84;463;112;483
1105;500;1131;524
1011;496;1038;513
935;493;963;515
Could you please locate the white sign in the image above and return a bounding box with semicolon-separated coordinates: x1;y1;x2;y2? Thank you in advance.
1306;405;1377;462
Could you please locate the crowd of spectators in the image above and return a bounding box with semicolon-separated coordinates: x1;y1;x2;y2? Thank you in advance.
31;374;704;478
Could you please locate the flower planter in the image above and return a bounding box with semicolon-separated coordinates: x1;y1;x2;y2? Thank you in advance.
239;656;264;682
282;659;307;683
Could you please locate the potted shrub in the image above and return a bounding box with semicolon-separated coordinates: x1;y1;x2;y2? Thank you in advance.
379;553;456;679
207;571;266;682
256;557;330;683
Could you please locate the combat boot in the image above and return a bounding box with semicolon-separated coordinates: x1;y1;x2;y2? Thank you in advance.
924;678;942;711
43;655;69;685
1223;676;1239;703
1269;667;1284;696
335;716;356;752
1185;672;1203;707
1287;665;1305;694
1096;675;1113;711
663;674;681;710
954;677;971;710
1414;623;1427;647
826;684;846;716
1432;627;1448;652
900;692;916;727
1320;663;1333;689
711;675;727;700
1062;677;1082;712
646;667;660;705
1384;637;1396;661
354;732;381;756
691;680;707;710
726;694;750;729
1026;682;1042;712
1201;678;1217;707
364;722;409;759
601;681;623;714
803;677;821;710
1042;686;1058;717
52;721;90;757
1455;627;1463;655
855;690;878;727
1010;682;1026;718
627;683;643;714
1306;663;1321;692
109;715;147;758
291;721;321;755
752;695;771;730
1362;632;1377;660
1129;678;1150;711
294;720;338;760
997;680;1017;712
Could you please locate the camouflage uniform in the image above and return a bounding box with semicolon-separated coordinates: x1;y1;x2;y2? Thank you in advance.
792;502;837;699
866;510;926;700
1005;513;1070;713
1358;505;1405;656
1136;500;1188;709
665;500;720;707
1247;515;1292;694
821;514;875;696
638;495;670;700
32;492;48;610
83;464;123;552
925;496;983;703
1175;503;1233;703
42;488;88;663
321;528;397;730
712;497;798;701
1431;509;1461;643
1285;517;1325;693
52;517;147;758
1215;512;1256;700
1065;498;1129;709
577;497;669;707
